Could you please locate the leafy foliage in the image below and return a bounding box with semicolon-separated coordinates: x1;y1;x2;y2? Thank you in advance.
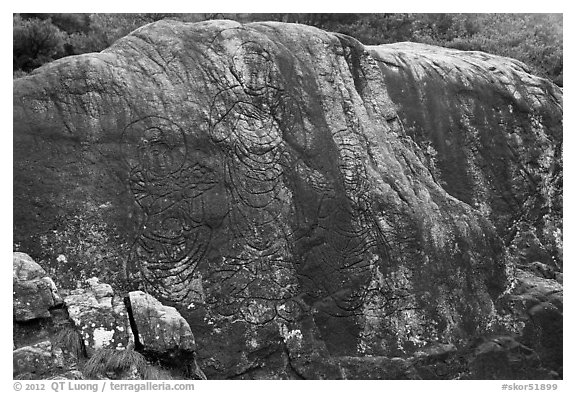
286;13;562;86
13;15;66;72
66;14;179;55
13;13;562;86
414;14;563;86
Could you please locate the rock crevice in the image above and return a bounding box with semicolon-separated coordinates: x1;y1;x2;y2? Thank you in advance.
13;252;205;380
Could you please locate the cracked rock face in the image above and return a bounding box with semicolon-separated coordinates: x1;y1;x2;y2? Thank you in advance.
128;291;196;353
128;291;206;379
14;20;562;379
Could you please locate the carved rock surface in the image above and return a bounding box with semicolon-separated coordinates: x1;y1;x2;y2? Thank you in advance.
64;277;133;356
13;252;62;321
13;20;562;378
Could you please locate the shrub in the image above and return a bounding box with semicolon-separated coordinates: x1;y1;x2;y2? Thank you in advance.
13;13;563;86
13;69;28;79
13;15;65;72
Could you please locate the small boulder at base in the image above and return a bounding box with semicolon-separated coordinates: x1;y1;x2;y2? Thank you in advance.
507;270;563;374
13;341;55;378
128;291;196;352
128;291;205;379
469;336;556;379
64;277;133;356
13;252;62;321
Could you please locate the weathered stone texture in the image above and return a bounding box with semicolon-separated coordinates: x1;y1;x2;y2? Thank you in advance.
14;20;562;379
128;290;205;379
64;277;133;355
13;341;56;378
368;43;563;271
504;270;563;372
13;252;62;321
128;291;196;352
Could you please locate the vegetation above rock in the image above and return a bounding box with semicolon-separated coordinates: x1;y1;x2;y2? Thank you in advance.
13;13;563;86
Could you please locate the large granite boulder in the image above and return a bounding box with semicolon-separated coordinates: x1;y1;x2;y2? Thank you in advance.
13;252;62;321
13;20;562;379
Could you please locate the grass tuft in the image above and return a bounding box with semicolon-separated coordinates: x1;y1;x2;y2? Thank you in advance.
54;326;86;360
106;348;148;374
83;348;116;378
82;347;171;379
